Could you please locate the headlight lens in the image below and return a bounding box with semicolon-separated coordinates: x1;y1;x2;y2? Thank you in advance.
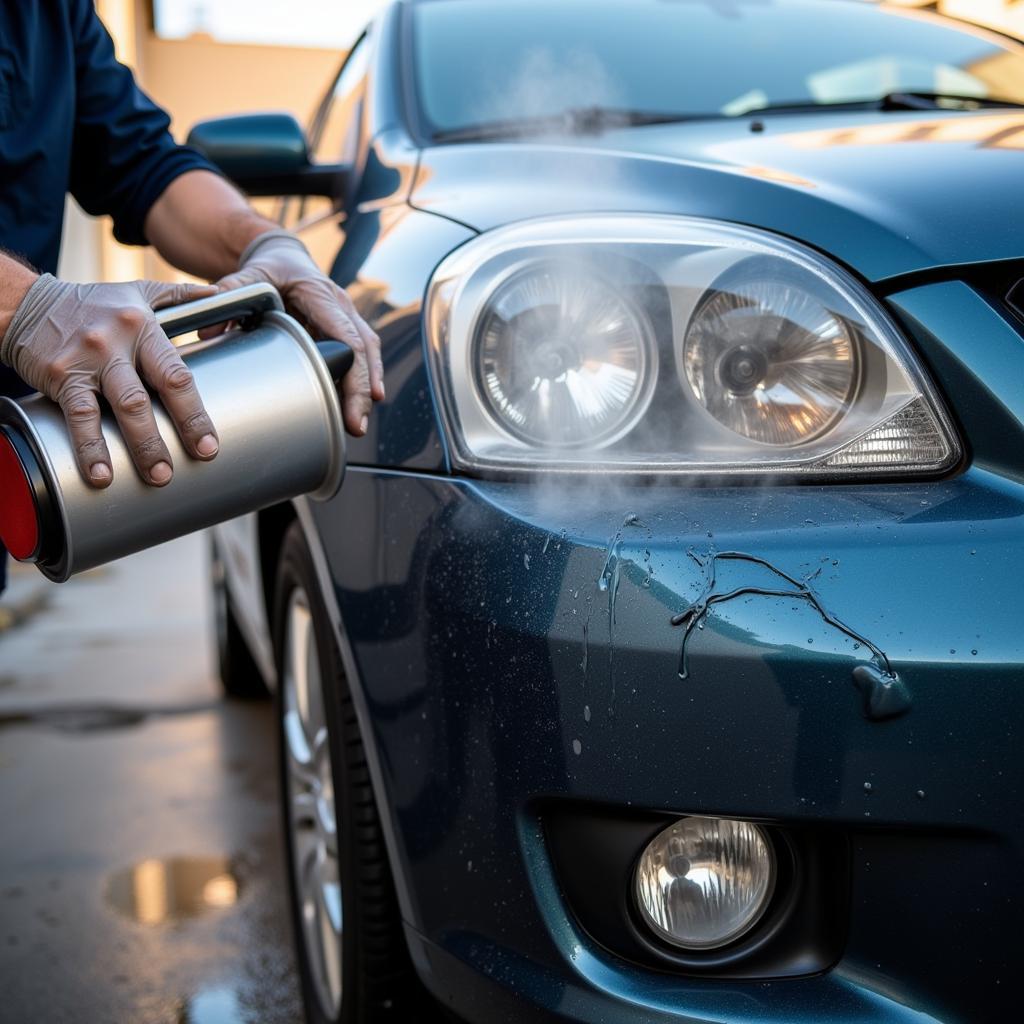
425;215;959;476
683;263;860;446
634;817;775;950
473;263;656;447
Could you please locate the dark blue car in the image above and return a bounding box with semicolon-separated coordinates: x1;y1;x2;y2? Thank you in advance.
199;2;1024;1021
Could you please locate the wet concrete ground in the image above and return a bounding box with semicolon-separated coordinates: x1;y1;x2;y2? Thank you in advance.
0;535;302;1023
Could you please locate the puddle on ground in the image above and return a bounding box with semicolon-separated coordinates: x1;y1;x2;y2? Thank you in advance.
179;985;243;1024
0;588;51;633
106;856;241;925
0;700;218;733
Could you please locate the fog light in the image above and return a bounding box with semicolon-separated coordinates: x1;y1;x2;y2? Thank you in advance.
634;817;775;950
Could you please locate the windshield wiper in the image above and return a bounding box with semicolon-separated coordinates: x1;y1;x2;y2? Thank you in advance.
877;90;1024;111
735;92;1024;118
431;106;712;143
433;92;1024;144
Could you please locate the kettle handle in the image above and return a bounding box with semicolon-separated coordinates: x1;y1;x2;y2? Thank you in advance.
156;282;284;340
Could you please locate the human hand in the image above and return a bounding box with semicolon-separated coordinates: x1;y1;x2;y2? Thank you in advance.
213;231;384;436
0;275;219;487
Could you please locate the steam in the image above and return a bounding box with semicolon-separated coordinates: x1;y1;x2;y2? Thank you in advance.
472;46;622;134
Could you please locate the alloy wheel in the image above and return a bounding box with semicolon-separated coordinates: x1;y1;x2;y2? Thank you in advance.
282;587;343;1019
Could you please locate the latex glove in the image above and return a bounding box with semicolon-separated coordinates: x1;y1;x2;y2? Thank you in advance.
213;231;384;435
1;274;219;487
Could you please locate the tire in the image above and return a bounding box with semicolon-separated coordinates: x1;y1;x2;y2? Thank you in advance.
273;522;437;1024
210;537;269;700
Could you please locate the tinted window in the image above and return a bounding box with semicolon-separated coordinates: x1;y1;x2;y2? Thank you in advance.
412;0;1024;133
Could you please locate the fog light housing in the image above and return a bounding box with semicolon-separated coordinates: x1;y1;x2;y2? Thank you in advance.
634;817;775;950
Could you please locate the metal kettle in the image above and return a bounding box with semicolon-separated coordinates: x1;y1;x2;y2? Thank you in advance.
0;283;350;582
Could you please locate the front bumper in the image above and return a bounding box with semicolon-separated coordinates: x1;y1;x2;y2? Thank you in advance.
312;458;1023;1024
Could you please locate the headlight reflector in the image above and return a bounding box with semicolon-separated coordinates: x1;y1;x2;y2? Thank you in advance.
473;263;656;447
634;816;775;950
683;266;860;446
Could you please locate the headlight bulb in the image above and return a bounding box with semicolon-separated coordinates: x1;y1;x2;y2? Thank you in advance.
471;263;656;448
683;265;861;446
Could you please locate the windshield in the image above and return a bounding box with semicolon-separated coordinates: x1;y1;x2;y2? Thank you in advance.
411;0;1024;137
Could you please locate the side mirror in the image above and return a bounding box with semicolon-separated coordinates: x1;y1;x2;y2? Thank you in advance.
186;113;346;198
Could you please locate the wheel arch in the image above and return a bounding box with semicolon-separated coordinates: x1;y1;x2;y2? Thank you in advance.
273;497;423;930
258;501;298;636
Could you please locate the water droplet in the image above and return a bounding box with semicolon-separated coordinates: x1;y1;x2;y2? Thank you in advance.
523;553;531;570
583;705;591;722
467;860;473;871
572;739;582;756
916;790;926;799
971;649;978;656
863;782;873;793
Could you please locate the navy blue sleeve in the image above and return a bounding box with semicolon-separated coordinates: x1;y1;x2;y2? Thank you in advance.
67;0;219;246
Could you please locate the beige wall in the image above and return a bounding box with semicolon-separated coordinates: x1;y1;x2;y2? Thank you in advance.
60;0;342;283
137;35;341;141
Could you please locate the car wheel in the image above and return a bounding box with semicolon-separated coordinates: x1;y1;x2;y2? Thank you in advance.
273;522;436;1024
210;537;269;700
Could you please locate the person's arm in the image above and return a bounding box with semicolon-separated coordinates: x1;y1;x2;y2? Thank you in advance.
144;170;384;436
0;254;38;340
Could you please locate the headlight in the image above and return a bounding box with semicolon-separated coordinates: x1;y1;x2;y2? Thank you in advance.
634;817;775;950
425;215;960;476
682;260;860;446
473;262;657;447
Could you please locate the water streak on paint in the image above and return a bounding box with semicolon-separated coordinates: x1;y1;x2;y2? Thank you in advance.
670;550;907;720
641;547;654;588
581;617;589;677
597;514;642;714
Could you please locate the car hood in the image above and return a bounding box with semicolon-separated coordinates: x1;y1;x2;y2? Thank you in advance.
411;109;1024;283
